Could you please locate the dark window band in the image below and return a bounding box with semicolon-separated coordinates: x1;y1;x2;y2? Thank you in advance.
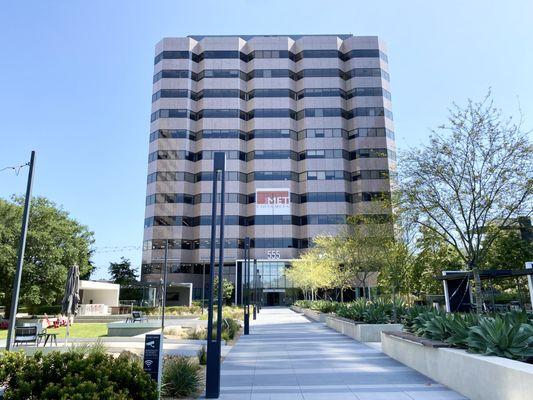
147;148;394;163
147;169;393;183
152;87;391;102
153;67;389;83
145;191;391;205
149;127;395;142
154;49;388;64
144;214;349;228
150;107;393;122
143;237;311;251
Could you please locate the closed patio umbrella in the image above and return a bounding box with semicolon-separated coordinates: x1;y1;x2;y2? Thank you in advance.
61;265;80;346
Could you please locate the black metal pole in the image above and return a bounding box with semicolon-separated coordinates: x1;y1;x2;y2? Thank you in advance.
206;152;225;399
6;151;35;352
205;164;219;398
215;153;226;374
243;237;250;335
253;259;257;320
161;240;168;332
202;262;205;315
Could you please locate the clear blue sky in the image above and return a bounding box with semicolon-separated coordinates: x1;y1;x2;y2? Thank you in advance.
1;0;532;280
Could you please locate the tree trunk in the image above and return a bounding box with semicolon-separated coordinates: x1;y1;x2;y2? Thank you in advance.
392;287;397;323
472;268;484;314
3;294;12;319
340;289;344;303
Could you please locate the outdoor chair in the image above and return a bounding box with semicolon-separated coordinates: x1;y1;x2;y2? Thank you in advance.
14;326;38;346
130;311;148;323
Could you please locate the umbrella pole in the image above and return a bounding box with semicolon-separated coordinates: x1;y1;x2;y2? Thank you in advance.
65;296;72;347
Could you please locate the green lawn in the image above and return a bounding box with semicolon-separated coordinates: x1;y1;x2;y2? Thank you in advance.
0;323;108;339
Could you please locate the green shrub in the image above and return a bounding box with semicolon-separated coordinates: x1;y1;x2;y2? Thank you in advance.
26;304;63;316
0;349;158;399
466;315;533;360
445;313;479;347
197;345;207;365
189;318;241;342
133;305;203;316
220;318;240;341
362;301;391;324
293;300;312;309
336;299;367;321
411;310;441;336
401;306;432;333
162;356;203;398
309;300;338;313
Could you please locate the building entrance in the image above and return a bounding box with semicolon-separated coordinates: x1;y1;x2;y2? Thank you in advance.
266;292;279;306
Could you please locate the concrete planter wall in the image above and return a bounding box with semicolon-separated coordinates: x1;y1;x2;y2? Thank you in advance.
290;305;303;313
326;315;403;342
381;331;533;400
303;308;328;322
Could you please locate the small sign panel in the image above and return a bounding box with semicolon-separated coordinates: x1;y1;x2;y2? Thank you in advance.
143;334;163;385
256;188;290;215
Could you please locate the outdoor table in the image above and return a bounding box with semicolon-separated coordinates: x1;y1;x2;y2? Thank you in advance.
38;332;58;347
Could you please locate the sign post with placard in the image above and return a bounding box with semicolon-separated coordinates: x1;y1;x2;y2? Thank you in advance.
143;333;163;397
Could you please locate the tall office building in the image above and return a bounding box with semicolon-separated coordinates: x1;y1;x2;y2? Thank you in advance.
142;35;395;305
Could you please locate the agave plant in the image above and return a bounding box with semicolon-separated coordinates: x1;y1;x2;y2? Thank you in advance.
421;314;452;340
466;315;533;360
412;310;441;336
362;302;390;324
401;306;431;333
335;298;367;321
445;313;479;348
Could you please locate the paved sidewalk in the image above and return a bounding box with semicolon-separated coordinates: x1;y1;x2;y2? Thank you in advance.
219;307;466;400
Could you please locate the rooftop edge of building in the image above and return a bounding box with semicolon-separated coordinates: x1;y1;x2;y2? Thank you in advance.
156;35;386;53
187;34;354;40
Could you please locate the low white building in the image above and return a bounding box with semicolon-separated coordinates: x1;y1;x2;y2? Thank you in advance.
78;280;120;315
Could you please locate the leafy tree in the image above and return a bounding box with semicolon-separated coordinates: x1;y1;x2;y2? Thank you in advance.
109;257;142;301
482;228;533;271
482;227;533;291
0;196;94;316
409;227;463;297
290;215;393;301
342;215;392;299
401;92;532;312
109;257;138;284
212;276;234;304
288;241;336;300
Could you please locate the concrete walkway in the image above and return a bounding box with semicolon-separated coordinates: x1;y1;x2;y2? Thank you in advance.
219;307;467;400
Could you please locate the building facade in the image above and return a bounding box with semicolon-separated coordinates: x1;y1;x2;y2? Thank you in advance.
142;35;395;305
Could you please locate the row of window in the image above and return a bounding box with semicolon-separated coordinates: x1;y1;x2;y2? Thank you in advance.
152;87;391;102
145;191;390;206
154;49;388;64
144;214;349;228
153;68;390;83
148;148;394;163
149;127;395;142
147;169;392;183
143;237;310;251
150;107;393;122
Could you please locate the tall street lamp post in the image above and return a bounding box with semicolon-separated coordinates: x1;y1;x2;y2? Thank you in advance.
205;152;226;399
6;151;35;352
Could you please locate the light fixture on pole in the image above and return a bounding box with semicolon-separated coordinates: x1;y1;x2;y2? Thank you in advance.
6;151;35;352
243;237;250;335
253;259;257;320
205;152;226;399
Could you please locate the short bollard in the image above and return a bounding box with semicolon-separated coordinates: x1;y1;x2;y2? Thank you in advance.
244;312;250;335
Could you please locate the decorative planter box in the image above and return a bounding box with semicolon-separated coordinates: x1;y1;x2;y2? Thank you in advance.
303;308;328;322
381;331;533;400
326;315;403;342
290;305;303;313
